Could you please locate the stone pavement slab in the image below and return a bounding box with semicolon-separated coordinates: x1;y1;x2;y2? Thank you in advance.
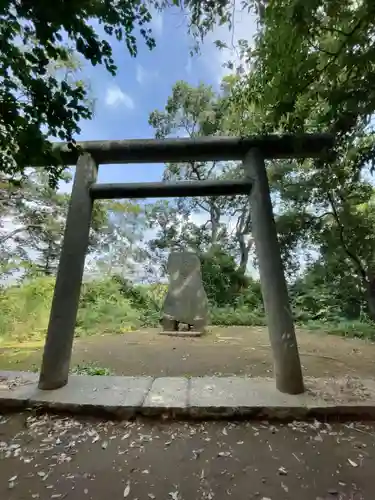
0;371;375;420
142;376;189;416
29;375;153;417
189;376;313;418
0;371;38;408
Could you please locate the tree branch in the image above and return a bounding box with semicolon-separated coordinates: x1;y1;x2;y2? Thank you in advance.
326;192;367;281
0;224;43;245
278;15;366;118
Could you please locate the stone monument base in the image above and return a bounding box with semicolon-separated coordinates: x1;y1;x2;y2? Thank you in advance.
160;316;206;336
159;330;203;337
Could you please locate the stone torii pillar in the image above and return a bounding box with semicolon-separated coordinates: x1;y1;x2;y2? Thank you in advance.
243;148;304;395
38;153;97;390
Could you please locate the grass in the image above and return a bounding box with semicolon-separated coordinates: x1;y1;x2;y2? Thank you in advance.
0;276;374;349
70;362;113;376
0;276;54;343
0;276;150;343
29;361;113;375
300;319;375;340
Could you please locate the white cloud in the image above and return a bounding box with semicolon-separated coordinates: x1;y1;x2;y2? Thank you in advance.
104;85;134;109
185;57;193;75
150;9;164;37
199;2;258;85
136;64;147;85
136;64;159;86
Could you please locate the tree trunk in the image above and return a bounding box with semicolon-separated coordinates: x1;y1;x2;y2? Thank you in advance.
235;206;252;275
366;272;375;321
238;234;251;274
209;204;220;246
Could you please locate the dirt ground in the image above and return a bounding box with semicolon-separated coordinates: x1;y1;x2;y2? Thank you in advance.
1;327;375;379
0;413;374;499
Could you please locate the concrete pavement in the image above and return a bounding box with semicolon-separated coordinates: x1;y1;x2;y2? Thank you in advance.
1;371;375;420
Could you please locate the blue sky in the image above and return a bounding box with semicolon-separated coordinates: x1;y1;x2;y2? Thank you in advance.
59;6;257;192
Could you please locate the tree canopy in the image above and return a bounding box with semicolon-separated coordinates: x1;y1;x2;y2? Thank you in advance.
0;0;234;184
3;0;375;339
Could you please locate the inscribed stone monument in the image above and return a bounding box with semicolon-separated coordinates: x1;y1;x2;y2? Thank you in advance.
161;251;209;333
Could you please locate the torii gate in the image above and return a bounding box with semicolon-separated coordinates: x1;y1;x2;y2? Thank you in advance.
36;134;334;395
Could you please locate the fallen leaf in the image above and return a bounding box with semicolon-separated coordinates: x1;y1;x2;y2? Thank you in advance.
101;441;108;450
124;481;131;498
148;495;155;499
169;491;180;500
193;448;204;459
218;451;231;457
327;488;338;496
9;475;17;482
84;488;88;495
278;466;288;475
292;453;300;462
348;459;358;467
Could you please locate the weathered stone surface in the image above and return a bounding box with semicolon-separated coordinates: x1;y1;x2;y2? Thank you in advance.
0;371;38;408
162;251;209;332
142;377;188;416
1;371;375;421
39;153;98;391
188;376;312;418
29;375;153;416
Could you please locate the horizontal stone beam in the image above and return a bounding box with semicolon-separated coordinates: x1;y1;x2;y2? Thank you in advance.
90;179;253;200
50;134;334;166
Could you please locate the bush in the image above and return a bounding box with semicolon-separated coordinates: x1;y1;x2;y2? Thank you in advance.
0;276;55;342
110;276;163;327
210;306;266;326
235;280;263;309
0;276;146;341
200;247;250;307
302;319;375;340
76;278;142;336
1;274;374;344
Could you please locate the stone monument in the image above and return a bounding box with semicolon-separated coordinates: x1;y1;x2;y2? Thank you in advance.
161;251;209;334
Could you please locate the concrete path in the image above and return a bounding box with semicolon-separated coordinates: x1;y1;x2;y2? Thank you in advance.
2;371;375;420
0;413;374;499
